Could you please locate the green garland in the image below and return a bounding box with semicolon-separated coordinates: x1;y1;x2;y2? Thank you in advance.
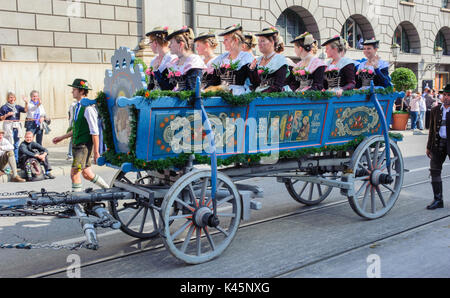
96;91;116;155
95;89;404;171
134;86;396;106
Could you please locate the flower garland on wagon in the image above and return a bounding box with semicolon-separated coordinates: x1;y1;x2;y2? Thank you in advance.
95;89;403;171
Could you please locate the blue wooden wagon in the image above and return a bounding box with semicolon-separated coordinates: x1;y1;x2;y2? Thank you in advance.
93;47;405;264
0;48;405;263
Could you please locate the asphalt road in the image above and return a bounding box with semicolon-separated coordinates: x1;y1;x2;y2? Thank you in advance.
0;133;449;278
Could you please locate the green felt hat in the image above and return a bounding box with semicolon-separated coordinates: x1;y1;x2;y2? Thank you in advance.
68;78;92;90
442;84;450;93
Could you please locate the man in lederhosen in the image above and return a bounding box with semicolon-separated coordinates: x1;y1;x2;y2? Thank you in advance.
53;79;109;195
426;84;450;209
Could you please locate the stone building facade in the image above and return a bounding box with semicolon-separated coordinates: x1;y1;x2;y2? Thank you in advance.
0;0;142;145
0;0;449;146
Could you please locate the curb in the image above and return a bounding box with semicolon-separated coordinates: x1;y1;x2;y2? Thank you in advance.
0;164;112;184
0;166;71;184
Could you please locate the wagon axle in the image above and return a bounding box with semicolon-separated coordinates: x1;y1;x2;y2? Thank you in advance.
370;170;394;186
193;207;220;228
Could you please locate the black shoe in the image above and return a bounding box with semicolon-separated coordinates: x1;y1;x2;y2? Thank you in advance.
45;173;55;179
428;181;444;210
427;200;444;210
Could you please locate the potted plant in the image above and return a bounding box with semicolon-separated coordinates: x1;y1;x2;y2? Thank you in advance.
390;67;417;130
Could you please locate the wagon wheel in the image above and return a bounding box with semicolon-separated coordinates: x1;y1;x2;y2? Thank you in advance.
160;170;241;264
348;135;404;219
284;177;333;206
109;170;172;239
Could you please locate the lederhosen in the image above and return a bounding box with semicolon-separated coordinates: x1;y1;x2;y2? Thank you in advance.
429;106;450;182
72;104;94;170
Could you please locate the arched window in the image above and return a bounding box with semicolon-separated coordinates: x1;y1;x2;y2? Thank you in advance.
435;30;449;55
340;15;375;50
392;22;421;54
393;25;410;53
276;8;307;45
341;17;363;49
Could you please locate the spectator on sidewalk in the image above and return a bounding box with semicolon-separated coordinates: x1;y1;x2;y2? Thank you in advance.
0;128;25;182
25;90;46;145
19;131;55;180
394;90;410;111
424;87;434;129
418;93;427;130
409;93;421;130
0;92;28;162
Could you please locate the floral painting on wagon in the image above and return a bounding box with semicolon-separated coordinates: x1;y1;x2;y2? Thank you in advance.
149;107;326;157
152;109;246;157
329;105;385;139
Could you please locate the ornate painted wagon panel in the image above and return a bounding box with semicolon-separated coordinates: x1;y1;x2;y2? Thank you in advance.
109;94;395;163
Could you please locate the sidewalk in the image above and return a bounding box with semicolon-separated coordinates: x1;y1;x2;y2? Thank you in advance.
1;145;79;183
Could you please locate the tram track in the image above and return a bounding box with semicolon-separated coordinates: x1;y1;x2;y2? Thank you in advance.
31;174;450;278
273;213;450;277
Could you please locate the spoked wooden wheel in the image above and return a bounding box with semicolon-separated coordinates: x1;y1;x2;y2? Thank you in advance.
160;170;241;264
348;135;404;219
109;170;171;239
285;177;333;206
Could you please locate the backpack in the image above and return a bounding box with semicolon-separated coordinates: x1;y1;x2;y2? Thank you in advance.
24;158;45;182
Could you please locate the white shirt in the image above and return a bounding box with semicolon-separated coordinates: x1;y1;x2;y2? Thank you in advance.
26;100;46;119
418;97;426;112
72;100;100;136
440;105;450;139
0;137;14;156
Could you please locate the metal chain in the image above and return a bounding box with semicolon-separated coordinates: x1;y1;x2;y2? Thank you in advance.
0;241;88;251
0;190;72;218
0;206;72;218
0;191;100;251
0;191;30;197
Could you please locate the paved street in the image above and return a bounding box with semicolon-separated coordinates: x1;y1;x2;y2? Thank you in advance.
0;131;449;278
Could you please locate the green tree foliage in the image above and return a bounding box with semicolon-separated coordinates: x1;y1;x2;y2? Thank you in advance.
391;67;417;92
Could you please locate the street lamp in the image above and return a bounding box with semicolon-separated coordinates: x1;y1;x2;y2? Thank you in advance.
391;43;400;68
435;46;443;70
425;46;444;72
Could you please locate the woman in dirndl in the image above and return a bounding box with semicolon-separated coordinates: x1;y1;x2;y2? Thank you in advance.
248;27;290;93
194;31;222;90
164;26;206;91
355;39;392;89
287;32;326;92
146;27;178;91
212;24;254;95
321;36;356;97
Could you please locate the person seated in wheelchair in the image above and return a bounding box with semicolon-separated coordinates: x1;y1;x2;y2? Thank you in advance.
19;131;55;180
